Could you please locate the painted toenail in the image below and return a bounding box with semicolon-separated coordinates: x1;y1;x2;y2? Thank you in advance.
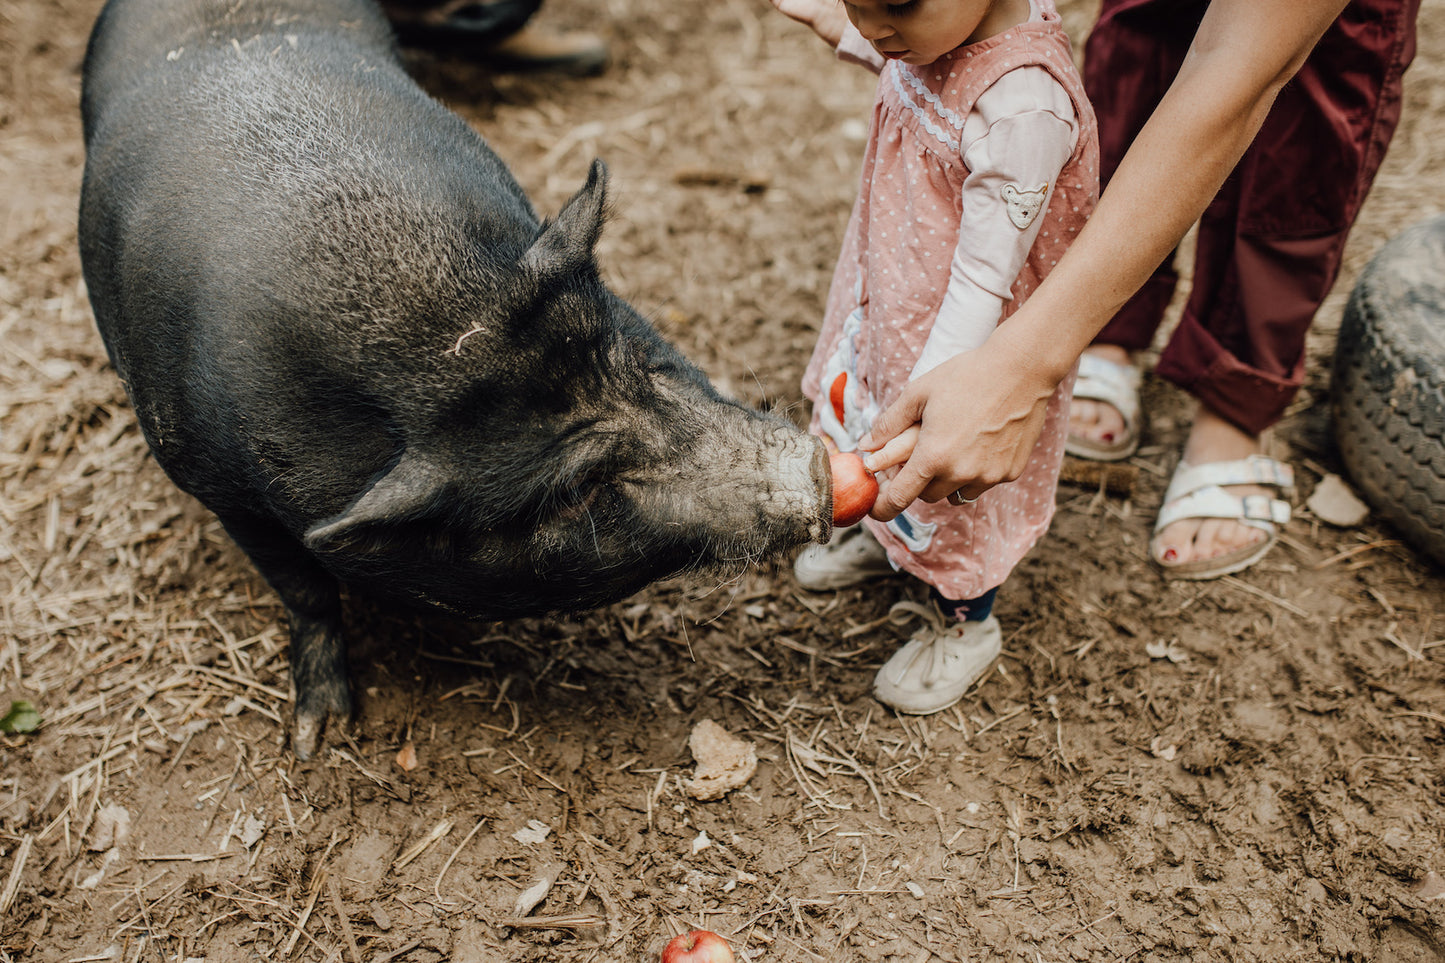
1161;548;1178;562
1102;432;1115;443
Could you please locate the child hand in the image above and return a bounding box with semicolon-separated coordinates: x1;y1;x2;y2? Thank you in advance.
768;0;849;48
862;424;918;474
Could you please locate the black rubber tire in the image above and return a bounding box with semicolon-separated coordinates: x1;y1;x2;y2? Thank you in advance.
1332;213;1445;568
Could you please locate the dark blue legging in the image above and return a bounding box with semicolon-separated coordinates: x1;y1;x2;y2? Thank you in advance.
931;585;998;623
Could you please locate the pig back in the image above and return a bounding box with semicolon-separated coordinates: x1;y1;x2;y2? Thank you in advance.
80;0;542;522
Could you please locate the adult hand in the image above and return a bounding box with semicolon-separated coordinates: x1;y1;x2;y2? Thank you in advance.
767;0;849;48
860;334;1062;521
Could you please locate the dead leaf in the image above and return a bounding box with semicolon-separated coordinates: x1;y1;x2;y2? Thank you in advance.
395;743;418;772
683;719;757;801
1308;474;1370;527
240;813;267;849
89;805;131;852
511;820;552;845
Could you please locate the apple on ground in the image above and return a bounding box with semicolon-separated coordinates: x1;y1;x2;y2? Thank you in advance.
661;929;736;963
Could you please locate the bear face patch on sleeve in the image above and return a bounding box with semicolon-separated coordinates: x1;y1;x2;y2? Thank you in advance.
1001;183;1048;230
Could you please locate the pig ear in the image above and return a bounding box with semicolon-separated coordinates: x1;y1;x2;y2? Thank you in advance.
303;449;444;552
521;158;608;278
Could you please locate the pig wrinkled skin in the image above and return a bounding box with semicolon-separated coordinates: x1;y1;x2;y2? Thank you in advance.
79;0;832;759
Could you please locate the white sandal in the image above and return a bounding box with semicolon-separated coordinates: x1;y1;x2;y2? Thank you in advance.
1066;353;1142;462
1152;455;1294;579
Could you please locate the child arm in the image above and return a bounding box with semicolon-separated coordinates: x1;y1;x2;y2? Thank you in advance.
767;0;848;48
871;71;1076;473
767;0;885;73
912;70;1078;378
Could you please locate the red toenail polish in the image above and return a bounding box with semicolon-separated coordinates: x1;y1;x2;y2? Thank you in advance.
1162;548;1178;562
1102;432;1115;443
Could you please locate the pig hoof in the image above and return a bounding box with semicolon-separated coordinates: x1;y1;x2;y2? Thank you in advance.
291;713;326;762
290;673;353;761
291;698;348;761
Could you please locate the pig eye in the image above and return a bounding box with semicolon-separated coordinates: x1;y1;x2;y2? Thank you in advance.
555;478;605;514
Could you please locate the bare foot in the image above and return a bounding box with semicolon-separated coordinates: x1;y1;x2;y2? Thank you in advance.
1153;405;1273;569
1067;344;1132;448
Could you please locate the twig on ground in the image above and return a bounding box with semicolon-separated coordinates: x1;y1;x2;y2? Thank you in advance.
434;817;486;900
327;874;363;963
0;835;33;916
392;819;454;872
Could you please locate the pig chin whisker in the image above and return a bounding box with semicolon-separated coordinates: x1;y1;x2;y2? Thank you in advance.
690;567;751;626
583;505;602;560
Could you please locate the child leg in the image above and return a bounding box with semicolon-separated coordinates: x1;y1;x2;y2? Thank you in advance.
874;587;1002;715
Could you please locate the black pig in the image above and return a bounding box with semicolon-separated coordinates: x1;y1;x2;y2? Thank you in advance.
79;0;831;758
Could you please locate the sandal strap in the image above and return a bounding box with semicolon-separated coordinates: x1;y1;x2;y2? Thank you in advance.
1073;354;1141;430
1161;455;1294;506
1155;486;1291;534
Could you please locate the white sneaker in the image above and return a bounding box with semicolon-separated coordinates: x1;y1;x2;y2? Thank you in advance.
793;525;894;591
874;603;1001;715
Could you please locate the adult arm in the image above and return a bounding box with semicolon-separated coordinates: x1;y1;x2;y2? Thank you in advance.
861;0;1351;519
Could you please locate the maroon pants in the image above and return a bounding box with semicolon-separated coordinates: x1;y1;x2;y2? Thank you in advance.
1083;0;1420;436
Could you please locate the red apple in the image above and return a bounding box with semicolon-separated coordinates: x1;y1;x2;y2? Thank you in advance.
828;371;848;425
830;450;878;527
661;929;735;963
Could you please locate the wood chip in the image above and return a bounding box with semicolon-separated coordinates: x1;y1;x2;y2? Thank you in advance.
513;862;565;918
1059;457;1138;497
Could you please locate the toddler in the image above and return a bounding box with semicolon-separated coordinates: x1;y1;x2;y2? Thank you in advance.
772;0;1099;713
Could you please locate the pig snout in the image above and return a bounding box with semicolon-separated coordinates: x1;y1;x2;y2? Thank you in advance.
739;422;833;546
690;413;832;543
653;412;833;556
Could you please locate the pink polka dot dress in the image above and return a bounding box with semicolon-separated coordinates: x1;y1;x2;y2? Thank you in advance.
803;1;1100;600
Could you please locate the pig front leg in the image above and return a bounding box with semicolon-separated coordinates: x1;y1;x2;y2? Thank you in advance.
218;514;352;760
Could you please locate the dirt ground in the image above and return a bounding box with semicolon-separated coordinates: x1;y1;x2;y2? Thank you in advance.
3;0;1444;959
